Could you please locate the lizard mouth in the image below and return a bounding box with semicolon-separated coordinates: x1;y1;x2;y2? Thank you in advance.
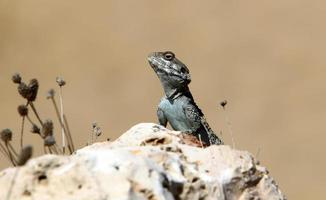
147;53;155;66
147;53;162;72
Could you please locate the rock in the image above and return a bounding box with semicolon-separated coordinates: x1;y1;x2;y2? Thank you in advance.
0;123;285;200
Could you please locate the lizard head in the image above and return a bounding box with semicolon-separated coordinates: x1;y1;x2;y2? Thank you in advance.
148;51;191;87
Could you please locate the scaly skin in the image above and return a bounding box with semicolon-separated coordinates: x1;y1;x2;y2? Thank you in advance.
148;51;223;145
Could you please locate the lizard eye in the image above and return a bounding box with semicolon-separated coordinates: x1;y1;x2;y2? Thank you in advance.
180;67;186;73
163;51;175;61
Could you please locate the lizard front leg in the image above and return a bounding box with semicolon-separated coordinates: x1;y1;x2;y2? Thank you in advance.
157;107;167;127
184;104;220;145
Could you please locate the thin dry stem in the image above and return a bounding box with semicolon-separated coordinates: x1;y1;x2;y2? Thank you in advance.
91;129;94;144
0;147;6;157
0;142;10;158
26;116;35;126
48;146;53;154
256;147;261;160
64;115;74;152
5;143;16;166
50;97;73;154
8;143;18;158
58;87;66;154
43;145;47;154
26;116;42;136
0;151;12;163
29;102;43;126
20;117;25;150
222;108;236;149
50;146;58;154
54;144;63;154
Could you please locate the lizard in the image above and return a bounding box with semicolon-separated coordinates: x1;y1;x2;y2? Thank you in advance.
148;51;223;145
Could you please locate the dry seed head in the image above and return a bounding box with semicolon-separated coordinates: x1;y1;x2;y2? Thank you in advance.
44;135;56;146
95;128;102;137
27;79;39;102
18;105;28;116
220;100;228;109
41;119;54;137
1;128;13;142
17;145;33;166
56;77;66;87
46;89;55;99
18;82;30;99
92;122;102;137
12;73;22;84
92;122;97;128
31;124;40;134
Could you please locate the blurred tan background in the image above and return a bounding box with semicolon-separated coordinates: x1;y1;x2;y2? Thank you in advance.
0;0;325;199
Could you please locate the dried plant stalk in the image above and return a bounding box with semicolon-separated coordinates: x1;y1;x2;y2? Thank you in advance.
64;115;74;152
58;87;66;153
220;100;236;149
48;91;73;154
8;143;18;158
5;143;16;166
29;102;43;126
20;117;25;149
0;142;10;158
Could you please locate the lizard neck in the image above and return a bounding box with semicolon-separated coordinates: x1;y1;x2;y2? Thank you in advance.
162;82;193;101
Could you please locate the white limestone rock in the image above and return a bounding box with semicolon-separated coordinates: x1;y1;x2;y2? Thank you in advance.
0;123;285;200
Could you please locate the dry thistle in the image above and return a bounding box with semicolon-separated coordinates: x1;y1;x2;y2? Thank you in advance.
6;73;77;160
91;122;102;143
17;105;28;149
16;77;43;125
17;82;30;99
30;124;41;134
44;135;56;146
41;119;54;137
46;89;55;99
15;75;39;102
27;79;39;102
17;105;28;117
92;122;102;137
16;77;43;124
56;77;66;87
41;120;57;154
1;129;16;166
220;100;227;109
1;129;13;142
17;145;33;166
12;73;22;84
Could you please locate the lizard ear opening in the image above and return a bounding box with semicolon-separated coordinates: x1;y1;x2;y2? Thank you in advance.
163;51;175;61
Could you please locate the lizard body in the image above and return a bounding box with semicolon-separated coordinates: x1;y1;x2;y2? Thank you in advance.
148;51;223;145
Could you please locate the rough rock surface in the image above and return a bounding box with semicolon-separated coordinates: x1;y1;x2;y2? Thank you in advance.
0;123;285;200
